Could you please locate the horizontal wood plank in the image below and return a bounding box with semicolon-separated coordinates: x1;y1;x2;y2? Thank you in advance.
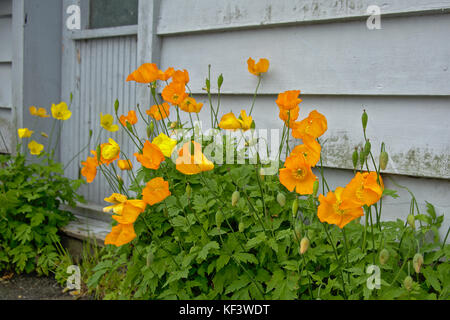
160;14;450;96
158;0;450;35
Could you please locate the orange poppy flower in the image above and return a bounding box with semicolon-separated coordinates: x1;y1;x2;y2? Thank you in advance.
279;154;317;195
179;97;203;113
157;67;175;81
119;110;138;127
290;140;321;167
126;63;159;83
341;172;384;209
279;105;300;128
247;57;270;76
103;193;147;225
117;159;133;170
146;103;170;120
142;177;171;206
175;141;214;175
218;110;253;131
318;187;364;229
276;90;302;111
104;223;137;247
292;110;327;140
81;150;99;183
29;106;50;118
172;69;190;84
162;81;188;106
134;141;165;170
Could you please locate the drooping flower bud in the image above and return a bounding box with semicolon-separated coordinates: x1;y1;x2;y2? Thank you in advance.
215;211;224;229
294;225;301;240
362;110;368;131
379;151;389;170
364;140;371;156
300;237;310;255
407;214;416;229
413;253;424;273
359;147;366;167
277;193;286;207
114;99;119;113
292;198;299;217
186;184;192;199
404;276;413;291
379;248;390;265
238;221;245;233
352;148;359;169
313;180;319;197
231;191;240;207
218;74;224;89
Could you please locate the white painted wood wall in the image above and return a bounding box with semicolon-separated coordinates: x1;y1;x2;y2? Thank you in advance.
60;0;449;237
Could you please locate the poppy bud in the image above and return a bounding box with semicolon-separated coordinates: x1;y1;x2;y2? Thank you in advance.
238;222;245;233
407;214;416;229
205;78;211;92
146;251;154;267
359;147;366;167
218;74;224;89
379;248;390;265
362;110;368;131
364;140;371;156
170;121;178;129
300;237;310;255
292;198;299;217
313;180;319;197
231;191;240;207
96;145;101;162
114;99;119;113
293;225;301;240
379;151;389;170
70;92;73;104
89;129;93;138
352;149;359;169
147;123;154;139
186;184;192;198
413;253;424;273
404;276;413;291
215;211;224;229
277;193;286;207
126;122;133;132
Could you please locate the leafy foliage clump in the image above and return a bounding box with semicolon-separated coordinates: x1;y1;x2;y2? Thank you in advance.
0;148;83;275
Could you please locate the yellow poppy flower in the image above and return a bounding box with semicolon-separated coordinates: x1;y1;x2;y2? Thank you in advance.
100;113;119;132
219;110;253;131
51;102;72;120
117;159;133;171
151;133;177;157
101;138;120;163
28;140;44;155
18;128;34;139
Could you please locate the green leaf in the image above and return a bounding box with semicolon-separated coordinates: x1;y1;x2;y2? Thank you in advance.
30;212;46;227
215;255;230;272
197;241;220;261
233;252;258;265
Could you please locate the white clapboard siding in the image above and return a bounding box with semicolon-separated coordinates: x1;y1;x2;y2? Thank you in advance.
61;35;139;203
159;13;450;180
178;94;450;179
158;0;450;35
160;14;450;96
0;0;12;153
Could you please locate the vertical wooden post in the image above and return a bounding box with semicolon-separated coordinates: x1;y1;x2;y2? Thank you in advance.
137;0;161;110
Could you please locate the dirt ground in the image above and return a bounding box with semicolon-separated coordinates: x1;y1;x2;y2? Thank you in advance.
0;272;91;300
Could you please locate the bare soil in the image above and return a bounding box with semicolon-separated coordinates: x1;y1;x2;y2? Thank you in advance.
0;272;91;300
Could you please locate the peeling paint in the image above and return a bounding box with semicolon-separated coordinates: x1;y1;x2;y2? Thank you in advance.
321;135;450;179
